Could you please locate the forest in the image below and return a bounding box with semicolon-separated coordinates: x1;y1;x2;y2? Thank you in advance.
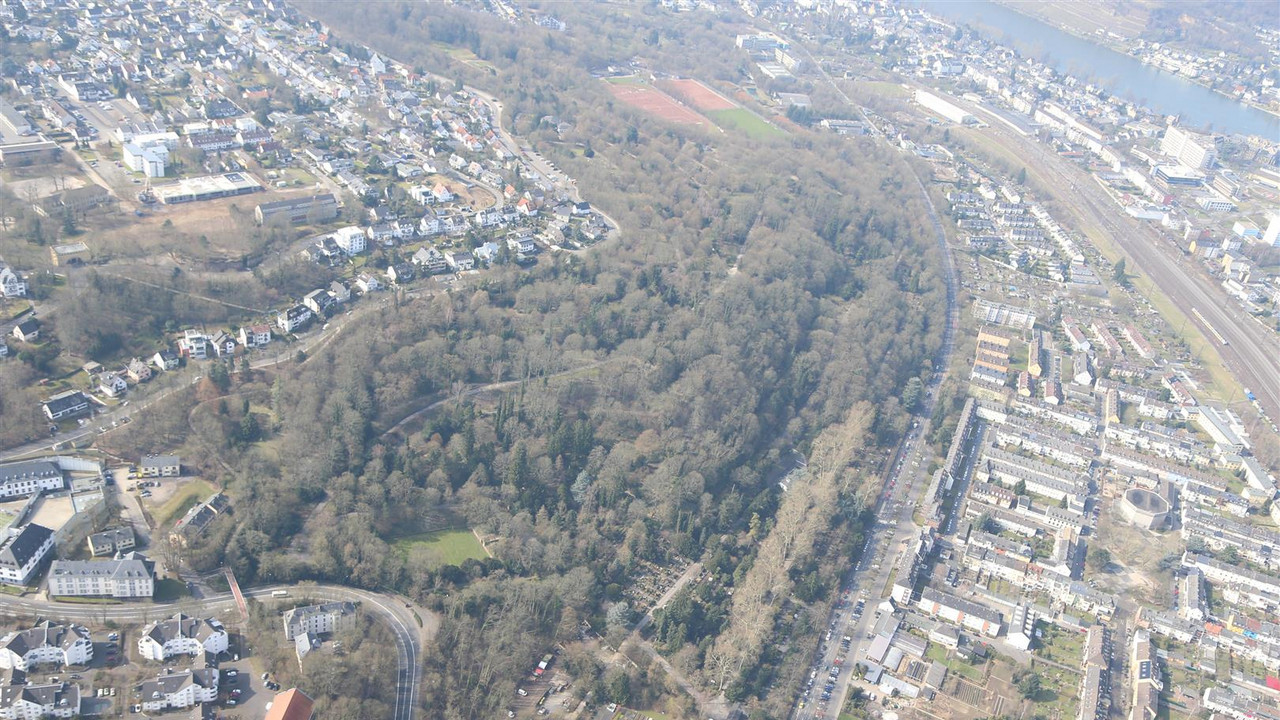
113;2;947;716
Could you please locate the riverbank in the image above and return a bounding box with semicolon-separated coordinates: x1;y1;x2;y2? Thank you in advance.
987;0;1280;122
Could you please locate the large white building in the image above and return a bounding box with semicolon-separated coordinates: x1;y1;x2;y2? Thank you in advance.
0;621;93;670
282;601;357;640
915;90;975;125
0;681;80;719
138;669;219;712
332;226;367;255
0;461;65;500
137;614;228;662
0;525;55;587
1160;126;1217;170
47;552;154;599
122;142;167;178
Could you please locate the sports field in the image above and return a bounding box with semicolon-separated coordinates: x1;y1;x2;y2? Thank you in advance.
663;78;736;111
708;108;784;138
606;83;708;126
392;528;489;567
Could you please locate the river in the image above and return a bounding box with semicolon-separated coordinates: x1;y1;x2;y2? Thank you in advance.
913;0;1280;139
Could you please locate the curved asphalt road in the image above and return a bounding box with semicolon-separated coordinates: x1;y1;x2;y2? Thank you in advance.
0;584;423;720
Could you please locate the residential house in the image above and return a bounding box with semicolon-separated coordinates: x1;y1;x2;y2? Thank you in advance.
0;266;26;298
127;357;153;383
0;681;80;718
282;602;357;640
238;325;272;349
329;281;351;304
0;524;55;586
152;349;180;371
42;391;91;421
209;332;236;359
98;372;128;398
276;305;312;334
385;263;414;285
302;290;333;317
170;494;230;547
474;242;500;265
0;621;93;670
366;223;395;246
263;688;314;720
507;233;537;256
137;614;228;662
11;319;39;343
138;669;219;712
48;552;154;599
331;226;366;255
411;247;447;274
917;586;1005;637
354;274;382;294
1130;630;1161;720
140;455;180;478
445;251;475;272
87;526;136;556
178;330;211;360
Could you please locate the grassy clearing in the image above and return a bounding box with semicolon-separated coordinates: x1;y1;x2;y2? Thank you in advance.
391;528;488;567
927;642;985;681
708;108;784;138
604;75;646;85
154;578;190;602
153;478;216;528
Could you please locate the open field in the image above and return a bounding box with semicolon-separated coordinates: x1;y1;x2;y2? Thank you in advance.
606;83;708;126
708;108;784;138
149;477;216;528
662;78;736;111
391;528;488;567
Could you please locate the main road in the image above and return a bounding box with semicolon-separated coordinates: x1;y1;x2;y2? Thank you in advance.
0;583;425;720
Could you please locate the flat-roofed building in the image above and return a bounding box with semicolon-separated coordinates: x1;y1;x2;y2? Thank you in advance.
254;193;338;226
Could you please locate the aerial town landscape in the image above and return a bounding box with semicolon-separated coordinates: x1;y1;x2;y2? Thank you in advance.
0;0;1277;719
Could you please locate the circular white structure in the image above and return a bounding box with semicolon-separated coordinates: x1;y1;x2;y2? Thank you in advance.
1119;487;1170;530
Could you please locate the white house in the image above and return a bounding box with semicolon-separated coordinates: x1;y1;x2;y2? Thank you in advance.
332;226;366;255
98;372;128;398
0;621;93;670
178;330;210;361
152;349;180;371
0;266;26;298
238;324;272;349
138;669;219;712
0;524;55;586
276;305;312;334
137;614;228;662
354;273;382;294
445;251;475;271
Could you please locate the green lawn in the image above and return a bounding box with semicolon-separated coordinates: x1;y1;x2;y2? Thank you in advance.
154;578;190;602
391;528;488;568
603;75;646;85
708;108;784;138
153;479;216;528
